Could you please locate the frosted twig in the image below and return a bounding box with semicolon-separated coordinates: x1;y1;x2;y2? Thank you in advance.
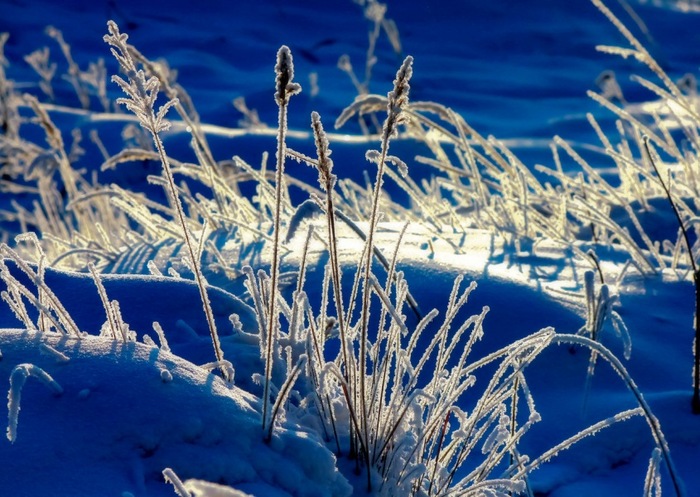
266;355;307;441
310;111;353;392
152;322;171;352
162;468;190;497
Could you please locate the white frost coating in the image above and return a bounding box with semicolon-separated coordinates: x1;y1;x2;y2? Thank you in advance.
152;321;171;352
644;448;663;497
146;259;162;276
611;309;632;360
199;360;235;385
162;468;190;497
481;413;510;455
6;363;63;442
142;334;157;348
184;479;254;497
160;369;173;383
229;314;257;345
39;342;70;363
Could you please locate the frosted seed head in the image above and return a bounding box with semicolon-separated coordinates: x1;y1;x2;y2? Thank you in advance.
388;55;413;112
310;111;335;190
104;21;127;45
274;46;301;106
383;55;414;141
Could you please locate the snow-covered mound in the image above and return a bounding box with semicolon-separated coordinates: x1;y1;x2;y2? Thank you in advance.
0;329;351;497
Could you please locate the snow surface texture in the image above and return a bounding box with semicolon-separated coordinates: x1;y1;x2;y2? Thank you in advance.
1;0;700;496
0;329;351;497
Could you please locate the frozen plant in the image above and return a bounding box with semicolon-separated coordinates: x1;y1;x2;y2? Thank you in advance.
261;44;302;440
163;467;253;497
579;253;631;368
588;0;700;413
104;21;229;381
0;240;81;336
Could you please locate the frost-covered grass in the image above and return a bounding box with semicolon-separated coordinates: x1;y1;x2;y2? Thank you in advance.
1;0;700;496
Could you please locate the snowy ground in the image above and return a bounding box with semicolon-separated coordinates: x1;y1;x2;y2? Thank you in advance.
1;0;700;496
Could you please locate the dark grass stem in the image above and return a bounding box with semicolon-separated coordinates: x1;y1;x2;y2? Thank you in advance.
643;137;700;414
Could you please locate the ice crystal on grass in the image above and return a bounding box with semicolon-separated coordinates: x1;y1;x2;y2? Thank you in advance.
644;448;663;497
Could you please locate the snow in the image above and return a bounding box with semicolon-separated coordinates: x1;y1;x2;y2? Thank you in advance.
0;329;351;496
1;0;700;496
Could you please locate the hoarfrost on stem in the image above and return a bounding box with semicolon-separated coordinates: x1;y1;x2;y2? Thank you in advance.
6;363;63;443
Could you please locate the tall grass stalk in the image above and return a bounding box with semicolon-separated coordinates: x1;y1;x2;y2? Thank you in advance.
310;111;354;409
642;137;700;414
262;45;301;440
355;55;413;490
103;21;229;381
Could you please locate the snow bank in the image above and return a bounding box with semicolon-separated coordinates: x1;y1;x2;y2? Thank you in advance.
0;330;351;497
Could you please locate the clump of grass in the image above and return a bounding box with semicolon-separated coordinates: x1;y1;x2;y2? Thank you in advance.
0;238;81;336
582;0;700;414
259;45;680;495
